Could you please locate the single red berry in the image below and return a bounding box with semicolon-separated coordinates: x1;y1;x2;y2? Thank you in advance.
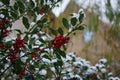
4;19;9;23
0;44;5;49
0;20;2;28
40;49;44;53
37;9;44;15
31;53;37;60
19;70;26;78
35;47;40;51
92;73;98;79
2;30;9;38
27;66;32;72
65;36;70;43
9;48;14;53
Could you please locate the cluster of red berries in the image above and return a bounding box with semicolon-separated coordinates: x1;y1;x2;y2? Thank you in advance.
0;19;9;38
8;37;26;64
31;48;44;60
13;37;26;52
8;53;18;64
50;35;70;48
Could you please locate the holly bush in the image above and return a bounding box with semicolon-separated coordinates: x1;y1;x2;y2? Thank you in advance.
0;0;119;80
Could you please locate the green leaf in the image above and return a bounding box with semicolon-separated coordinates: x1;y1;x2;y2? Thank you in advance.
33;7;39;11
60;50;66;58
58;27;63;35
41;18;47;23
54;60;63;66
15;29;22;34
10;11;18;19
63;45;67;51
43;5;50;12
62;18;69;29
76;26;84;30
42;54;51;60
14;2;18;10
39;38;45;43
17;1;25;10
1;0;10;5
69;14;73;16
32;27;39;34
49;28;57;36
40;0;44;5
71;17;77;26
24;35;29;42
30;0;35;8
79;13;84;22
28;44;32;49
55;51;61;59
19;8;24;14
1;9;9;17
6;41;12;48
22;17;30;29
29;38;35;44
57;49;66;58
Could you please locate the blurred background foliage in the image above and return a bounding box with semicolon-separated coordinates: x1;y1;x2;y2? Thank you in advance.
47;0;120;76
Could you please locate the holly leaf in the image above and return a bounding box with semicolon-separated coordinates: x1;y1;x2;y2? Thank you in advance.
22;17;30;29
71;17;77;26
62;18;69;29
58;27;63;35
49;28;57;36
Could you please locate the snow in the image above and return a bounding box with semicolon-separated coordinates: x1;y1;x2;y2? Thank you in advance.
100;68;107;73
99;58;107;64
109;77;120;80
73;61;82;66
84;29;93;42
39;69;47;75
51;59;57;63
50;67;55;72
75;0;118;24
52;0;118;24
0;2;3;6
52;0;70;17
0;14;4;18
110;0;118;12
108;72;113;76
42;58;51;64
36;14;45;21
30;22;36;27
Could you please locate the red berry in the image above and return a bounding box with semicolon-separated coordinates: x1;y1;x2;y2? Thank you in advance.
0;44;5;49
0;20;2;28
4;19;9;23
37;9;44;15
19;70;25;78
31;53;37;60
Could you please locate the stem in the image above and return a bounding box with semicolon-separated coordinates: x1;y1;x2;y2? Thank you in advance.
66;22;85;36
